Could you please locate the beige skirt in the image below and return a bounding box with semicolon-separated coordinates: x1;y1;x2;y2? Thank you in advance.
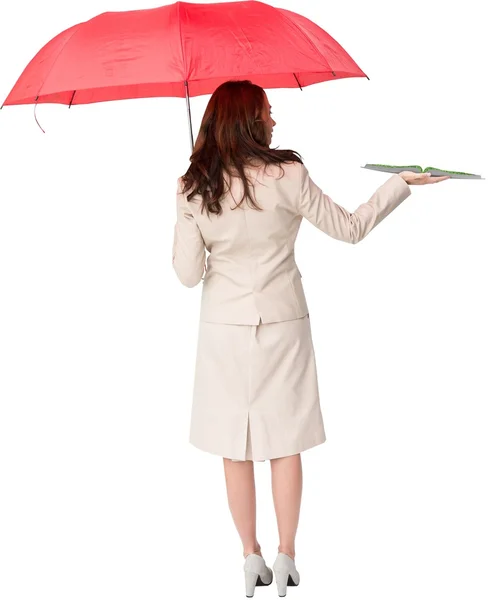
189;314;326;462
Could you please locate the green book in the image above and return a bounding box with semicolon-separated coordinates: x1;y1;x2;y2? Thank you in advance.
362;163;484;179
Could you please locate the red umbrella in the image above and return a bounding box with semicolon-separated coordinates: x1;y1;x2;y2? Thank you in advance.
1;0;368;151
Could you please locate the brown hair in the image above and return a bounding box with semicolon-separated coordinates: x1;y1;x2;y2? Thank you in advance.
181;80;303;217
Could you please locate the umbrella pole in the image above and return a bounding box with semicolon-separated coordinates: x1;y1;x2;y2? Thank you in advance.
184;81;194;155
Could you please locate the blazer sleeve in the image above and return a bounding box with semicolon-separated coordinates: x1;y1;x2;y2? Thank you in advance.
297;162;412;244
172;177;206;287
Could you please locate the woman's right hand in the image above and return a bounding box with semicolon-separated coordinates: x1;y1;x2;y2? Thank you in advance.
399;171;451;185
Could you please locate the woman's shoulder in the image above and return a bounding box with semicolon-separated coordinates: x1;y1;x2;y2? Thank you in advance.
274;158;305;178
281;159;304;170
254;159;304;191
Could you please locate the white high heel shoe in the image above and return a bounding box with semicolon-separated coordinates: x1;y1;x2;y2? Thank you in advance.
244;553;273;597
272;552;300;597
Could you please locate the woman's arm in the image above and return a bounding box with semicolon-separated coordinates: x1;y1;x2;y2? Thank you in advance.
297;162;412;244
172;177;206;287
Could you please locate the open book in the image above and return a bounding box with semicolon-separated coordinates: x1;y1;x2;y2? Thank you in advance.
362;163;484;179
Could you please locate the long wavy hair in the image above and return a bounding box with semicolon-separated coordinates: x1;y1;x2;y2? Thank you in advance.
181;80;303;217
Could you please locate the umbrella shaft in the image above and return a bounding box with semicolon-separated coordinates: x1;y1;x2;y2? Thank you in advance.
185;81;194;155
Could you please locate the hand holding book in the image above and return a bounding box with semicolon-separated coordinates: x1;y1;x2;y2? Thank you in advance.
362;163;484;180
398;171;450;185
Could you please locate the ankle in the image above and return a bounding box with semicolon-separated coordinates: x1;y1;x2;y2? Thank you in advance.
278;546;295;560
243;544;262;559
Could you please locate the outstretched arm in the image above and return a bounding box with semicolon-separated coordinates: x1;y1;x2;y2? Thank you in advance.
297;162;412;244
172;177;206;287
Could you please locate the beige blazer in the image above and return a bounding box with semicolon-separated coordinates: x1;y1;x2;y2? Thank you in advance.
172;160;411;325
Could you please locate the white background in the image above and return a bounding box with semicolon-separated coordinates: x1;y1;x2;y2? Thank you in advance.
1;1;492;599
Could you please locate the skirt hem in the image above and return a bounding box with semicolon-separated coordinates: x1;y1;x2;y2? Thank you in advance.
189;434;326;462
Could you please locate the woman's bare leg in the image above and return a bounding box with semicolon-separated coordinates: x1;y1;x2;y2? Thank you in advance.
223;458;263;558
270;454;302;560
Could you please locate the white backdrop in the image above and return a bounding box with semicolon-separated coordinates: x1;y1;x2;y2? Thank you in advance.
1;1;492;599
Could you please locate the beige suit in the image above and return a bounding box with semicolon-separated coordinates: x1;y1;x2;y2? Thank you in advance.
172;160;412;461
172;160;412;324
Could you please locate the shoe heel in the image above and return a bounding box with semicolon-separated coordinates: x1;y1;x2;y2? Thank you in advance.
274;570;288;597
245;570;258;597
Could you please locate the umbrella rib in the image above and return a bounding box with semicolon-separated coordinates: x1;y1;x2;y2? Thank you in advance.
176;1;189;86
277;10;336;77
37;25;82;102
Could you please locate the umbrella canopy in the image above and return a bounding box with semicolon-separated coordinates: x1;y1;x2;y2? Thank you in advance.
1;0;368;149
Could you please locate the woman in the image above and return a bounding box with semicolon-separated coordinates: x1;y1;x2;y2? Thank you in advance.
172;80;449;597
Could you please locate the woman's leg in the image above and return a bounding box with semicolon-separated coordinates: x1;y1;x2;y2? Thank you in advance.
223;458;263;558
270;454;303;560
